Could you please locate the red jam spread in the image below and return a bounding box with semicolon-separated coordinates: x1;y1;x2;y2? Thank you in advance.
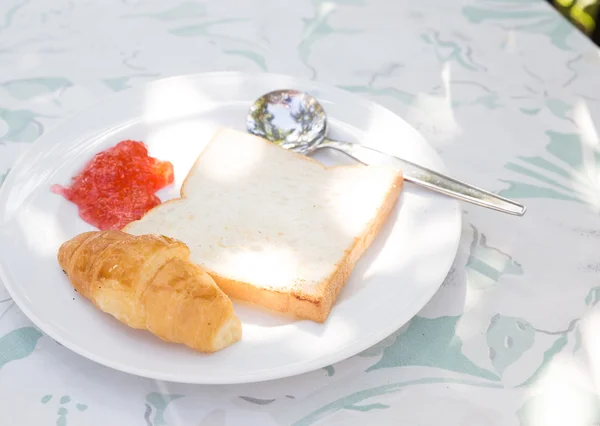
52;140;174;230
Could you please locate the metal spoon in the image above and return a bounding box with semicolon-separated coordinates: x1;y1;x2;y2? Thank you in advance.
246;89;526;216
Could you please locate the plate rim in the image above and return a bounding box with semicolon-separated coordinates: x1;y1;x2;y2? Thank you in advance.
0;71;462;384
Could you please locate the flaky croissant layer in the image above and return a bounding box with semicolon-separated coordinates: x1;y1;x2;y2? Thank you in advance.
58;230;242;353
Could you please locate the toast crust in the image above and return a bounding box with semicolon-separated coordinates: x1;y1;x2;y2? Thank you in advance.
203;171;402;322
124;127;404;322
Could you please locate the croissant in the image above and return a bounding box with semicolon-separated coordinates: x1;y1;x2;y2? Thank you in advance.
57;230;242;353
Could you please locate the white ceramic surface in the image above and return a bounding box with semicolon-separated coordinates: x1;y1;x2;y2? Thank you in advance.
0;72;460;384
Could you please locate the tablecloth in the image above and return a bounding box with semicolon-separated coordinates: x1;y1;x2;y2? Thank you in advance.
1;0;600;424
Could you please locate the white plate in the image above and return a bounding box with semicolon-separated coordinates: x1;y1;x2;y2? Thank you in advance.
0;72;461;384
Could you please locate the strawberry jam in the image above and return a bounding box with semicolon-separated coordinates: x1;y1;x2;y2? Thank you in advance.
52;140;174;230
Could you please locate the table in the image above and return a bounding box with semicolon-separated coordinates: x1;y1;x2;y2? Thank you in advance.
1;0;599;424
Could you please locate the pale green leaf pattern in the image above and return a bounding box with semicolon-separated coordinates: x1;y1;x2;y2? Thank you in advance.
585;286;600;306
57;408;67;426
462;0;574;50
513;95;574;121
125;1;207;21
467;226;523;289
0;108;44;143
486;315;535;375
39;393;88;425
517;319;579;387
169;18;261;49
103;77;132;92
339;85;415;105
222;49;267;71
519;335;567;387
545;98;572;119
442;81;504;110
298;0;364;79
573;325;582;353
239;396;275;405
500;131;600;208
102;74;158;92
366;316;500;381
145;393;183;426
337;63;415;105
0;327;43;369
358;329;402;357
293;378;503;426
421;31;486;71
170;18;243;37
322;365;335;376
0;169;8;187
0;0;29;32
345;403;389;411
453;93;502;110
520;107;542;115
508;64;576;121
441;73;570;118
1;77;72;101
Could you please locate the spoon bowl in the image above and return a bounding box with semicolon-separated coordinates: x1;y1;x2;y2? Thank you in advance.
246;89;327;155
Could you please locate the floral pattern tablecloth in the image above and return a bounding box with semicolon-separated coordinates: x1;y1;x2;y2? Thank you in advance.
1;0;600;424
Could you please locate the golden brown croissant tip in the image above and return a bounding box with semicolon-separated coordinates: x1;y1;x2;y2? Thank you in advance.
58;229;242;353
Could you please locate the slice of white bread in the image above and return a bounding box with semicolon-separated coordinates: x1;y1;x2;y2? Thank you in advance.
124;127;403;322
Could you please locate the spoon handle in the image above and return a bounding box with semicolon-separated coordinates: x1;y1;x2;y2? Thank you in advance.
320;139;526;216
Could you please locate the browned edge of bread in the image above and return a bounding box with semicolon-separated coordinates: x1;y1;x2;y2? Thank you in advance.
207;171;404;323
